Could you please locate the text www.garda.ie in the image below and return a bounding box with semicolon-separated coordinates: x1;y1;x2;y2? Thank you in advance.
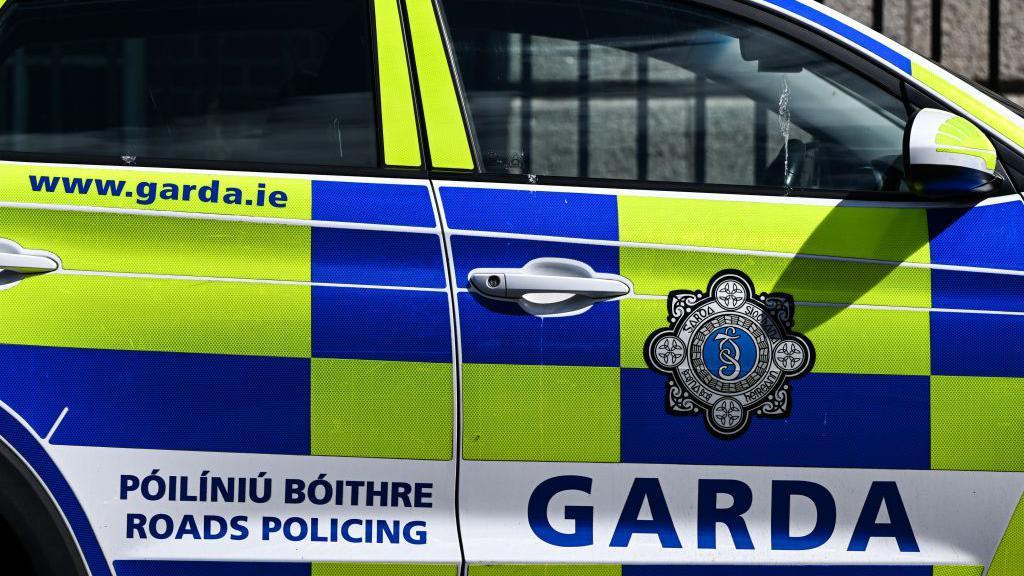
29;174;289;209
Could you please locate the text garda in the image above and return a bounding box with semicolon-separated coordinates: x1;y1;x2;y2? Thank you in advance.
528;476;918;552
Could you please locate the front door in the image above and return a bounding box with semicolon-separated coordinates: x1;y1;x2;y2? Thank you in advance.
429;0;1024;573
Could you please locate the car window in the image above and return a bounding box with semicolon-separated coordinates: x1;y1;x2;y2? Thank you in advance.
444;0;908;193
0;0;377;168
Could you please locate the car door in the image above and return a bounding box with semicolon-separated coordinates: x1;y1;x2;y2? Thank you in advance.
416;0;1024;573
0;0;460;574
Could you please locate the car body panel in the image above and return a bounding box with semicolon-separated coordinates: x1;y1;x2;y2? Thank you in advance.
0;162;461;572
2;0;1024;573
440;177;1024;570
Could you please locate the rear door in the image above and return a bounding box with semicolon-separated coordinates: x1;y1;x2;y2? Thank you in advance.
0;0;459;574
424;0;1024;573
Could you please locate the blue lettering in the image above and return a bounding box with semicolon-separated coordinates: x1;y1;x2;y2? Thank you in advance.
262;516;282;540
94;178;125;197
697;479;754;550
136;182;157;205
528;475;594;547
120;475;140;499
28;175;59;192
771;481;836;550
849;481;919;552
174;515;201;540
230;516;249;540
414;483;432;508
284;517;307;542
126;513;147;539
610;478;681;549
149;514;174;540
269;190;288;208
404;520;427;545
204;515;228;539
62;177;92;194
342;519;362;543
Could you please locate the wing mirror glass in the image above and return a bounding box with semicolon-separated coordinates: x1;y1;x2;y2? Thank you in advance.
906;108;1001;197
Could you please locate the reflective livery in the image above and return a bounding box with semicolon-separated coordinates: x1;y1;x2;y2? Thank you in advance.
0;0;1023;575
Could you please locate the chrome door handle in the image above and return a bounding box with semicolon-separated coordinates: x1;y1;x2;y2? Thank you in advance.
470;270;630;300
0;239;60;274
0;253;59;274
468;258;632;316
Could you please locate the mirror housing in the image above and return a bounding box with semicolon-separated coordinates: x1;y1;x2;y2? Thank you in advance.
738;33;804;73
906;108;1001;197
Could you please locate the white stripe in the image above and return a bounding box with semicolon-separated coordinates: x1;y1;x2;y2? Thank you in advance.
0;200;441;234
746;0;916;62
426;179;464;483
630;292;1024;316
448;227;1024;278
458;288;1024;316
55;269;447;292
433;179;1021;209
5;169;1019;223
798;301;1024;317
44;407;69;443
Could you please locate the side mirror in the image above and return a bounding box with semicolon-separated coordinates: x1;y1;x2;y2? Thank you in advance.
906;108;1001;197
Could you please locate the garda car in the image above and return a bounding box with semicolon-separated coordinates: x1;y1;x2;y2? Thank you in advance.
0;0;1022;574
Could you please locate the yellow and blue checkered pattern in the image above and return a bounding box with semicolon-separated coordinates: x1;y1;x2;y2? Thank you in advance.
0;163;455;460
3;0;1024;573
0;162;457;576
444;186;1024;474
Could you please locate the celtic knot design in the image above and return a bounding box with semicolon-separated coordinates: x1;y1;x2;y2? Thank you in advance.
644;270;815;438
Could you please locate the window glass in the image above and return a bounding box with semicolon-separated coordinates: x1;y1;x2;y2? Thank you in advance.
445;0;908;192
0;0;377;168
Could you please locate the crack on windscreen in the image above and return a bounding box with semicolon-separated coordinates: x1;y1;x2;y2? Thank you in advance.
778;74;792;192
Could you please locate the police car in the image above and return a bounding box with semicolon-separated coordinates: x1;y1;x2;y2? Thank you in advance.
0;0;1022;574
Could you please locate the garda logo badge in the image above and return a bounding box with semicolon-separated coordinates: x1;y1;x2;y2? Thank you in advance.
644;270;814;438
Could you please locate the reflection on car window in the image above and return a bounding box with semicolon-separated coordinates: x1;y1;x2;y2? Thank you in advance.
0;0;378;168
445;0;908;192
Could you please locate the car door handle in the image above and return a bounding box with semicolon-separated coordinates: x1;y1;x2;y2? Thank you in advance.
0;239;60;274
468;258;631;316
470;271;630;299
0;253;59;274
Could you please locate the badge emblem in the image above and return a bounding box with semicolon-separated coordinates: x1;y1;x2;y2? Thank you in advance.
644;270;814;438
